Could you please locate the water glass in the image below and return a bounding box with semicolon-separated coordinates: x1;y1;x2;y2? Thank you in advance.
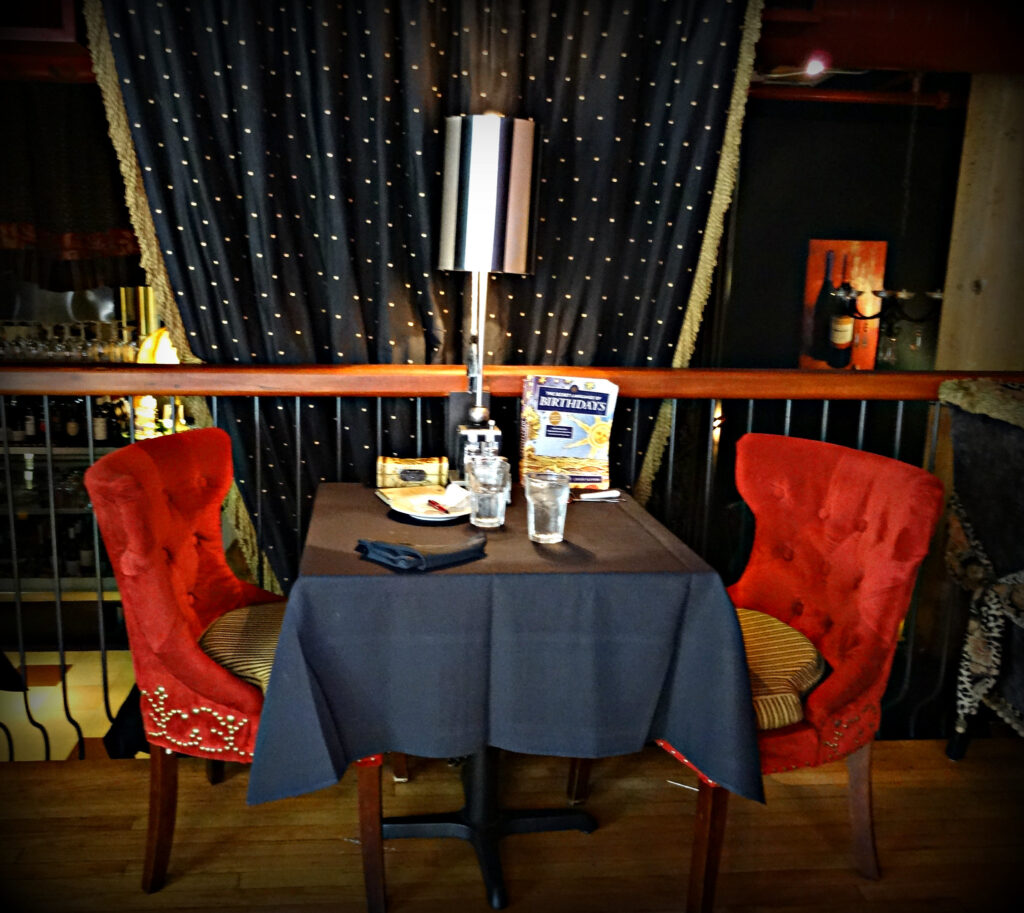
466;456;511;528
524;471;570;544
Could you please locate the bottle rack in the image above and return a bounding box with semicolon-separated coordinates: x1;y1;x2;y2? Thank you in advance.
1;394;145;605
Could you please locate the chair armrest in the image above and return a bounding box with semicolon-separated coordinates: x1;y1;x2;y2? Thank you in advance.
802;638;890;731
235;580;287;608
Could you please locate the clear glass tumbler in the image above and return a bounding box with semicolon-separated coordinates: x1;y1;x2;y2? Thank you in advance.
524;471;570;543
466;456;511;528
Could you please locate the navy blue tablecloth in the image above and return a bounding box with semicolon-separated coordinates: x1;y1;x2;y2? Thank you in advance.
248;484;763;804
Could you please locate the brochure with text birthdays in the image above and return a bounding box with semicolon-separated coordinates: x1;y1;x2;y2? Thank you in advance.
520;375;619;489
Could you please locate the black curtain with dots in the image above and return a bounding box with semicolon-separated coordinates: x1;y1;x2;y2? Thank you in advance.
101;0;747;586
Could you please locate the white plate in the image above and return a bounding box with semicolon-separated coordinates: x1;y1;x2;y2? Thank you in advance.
376;490;470;521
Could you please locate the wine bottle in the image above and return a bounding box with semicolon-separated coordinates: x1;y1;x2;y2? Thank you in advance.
7;397;25;444
110;396;132;445
79;523;96;576
810;250;838;362
92;396;110;444
22;400;38;445
64;522;81;577
827;255;855;368
64;396;85;447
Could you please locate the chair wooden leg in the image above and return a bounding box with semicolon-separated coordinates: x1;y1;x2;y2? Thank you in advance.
142;746;178;893
205;759;225;784
357;762;386;913
847;741;881;880
389;751;410;783
687;779;729;913
566;757;592;805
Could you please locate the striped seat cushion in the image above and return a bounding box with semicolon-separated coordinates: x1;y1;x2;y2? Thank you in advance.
736;607;826;731
199;601;286;692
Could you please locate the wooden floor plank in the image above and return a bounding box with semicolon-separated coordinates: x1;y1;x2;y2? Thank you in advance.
0;739;1020;912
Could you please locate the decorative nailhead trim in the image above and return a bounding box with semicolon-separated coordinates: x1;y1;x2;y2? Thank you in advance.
141;685;252;759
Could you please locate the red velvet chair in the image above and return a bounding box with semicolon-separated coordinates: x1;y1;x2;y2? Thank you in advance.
663;433;944;912
84;428;385;908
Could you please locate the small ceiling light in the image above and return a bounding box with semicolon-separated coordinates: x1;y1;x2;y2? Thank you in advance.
804;53;830;78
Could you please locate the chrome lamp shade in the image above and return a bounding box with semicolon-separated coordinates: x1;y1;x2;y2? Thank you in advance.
439;114;537;275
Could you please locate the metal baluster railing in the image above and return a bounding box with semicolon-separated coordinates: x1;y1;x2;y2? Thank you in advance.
42;395;86;760
628;399;640;490
0;719;12;762
253;397;264;590
85;396;115;724
334;397;344;482
1;395;52;760
892;400;905;458
882;399;942;719
294;396;303;562
2;366;1020;760
699;398;718;556
664;398;677;506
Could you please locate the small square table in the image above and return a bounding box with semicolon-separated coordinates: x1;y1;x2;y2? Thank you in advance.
248;483;762;905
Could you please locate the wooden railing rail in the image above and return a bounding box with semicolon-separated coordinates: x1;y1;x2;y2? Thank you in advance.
2;365;1021;399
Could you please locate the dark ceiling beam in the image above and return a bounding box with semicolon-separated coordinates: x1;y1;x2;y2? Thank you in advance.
748;85;956;108
0;43;93;82
2;1;1022;84
757;0;1024;74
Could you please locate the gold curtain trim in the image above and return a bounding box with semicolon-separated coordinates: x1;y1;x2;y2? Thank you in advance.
84;0;279;594
633;0;764;505
83;0;194;367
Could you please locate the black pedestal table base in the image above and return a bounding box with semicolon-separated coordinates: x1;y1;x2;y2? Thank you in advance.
381;747;598;909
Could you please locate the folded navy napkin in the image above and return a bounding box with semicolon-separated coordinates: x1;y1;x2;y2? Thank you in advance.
355;531;487;571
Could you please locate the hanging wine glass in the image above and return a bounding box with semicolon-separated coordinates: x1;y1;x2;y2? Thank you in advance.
876;328;899;367
101;322;121;362
30;323;51;360
66;323;86;361
123;324;140;362
870;290;908;369
84;321;103;361
14;322;35;359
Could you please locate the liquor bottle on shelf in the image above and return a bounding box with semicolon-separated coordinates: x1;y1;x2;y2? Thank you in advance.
63;396;86;447
810;249;839;362
110;396;133;445
91;396;111;445
5;397;25;444
827;255;856;369
79;528;97;577
45;397;62;446
64;522;81;577
21;399;39;445
159;402;176;435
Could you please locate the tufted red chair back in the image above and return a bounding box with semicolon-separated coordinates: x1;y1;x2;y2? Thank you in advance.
85;428;285;760
727;433;944;772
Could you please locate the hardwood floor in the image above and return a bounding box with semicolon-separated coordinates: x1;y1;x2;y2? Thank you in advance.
1;739;1021;913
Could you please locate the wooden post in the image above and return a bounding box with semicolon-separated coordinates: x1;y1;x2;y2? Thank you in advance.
936;74;1024;371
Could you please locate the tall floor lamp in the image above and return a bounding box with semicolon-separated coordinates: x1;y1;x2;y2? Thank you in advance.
439;114;536;470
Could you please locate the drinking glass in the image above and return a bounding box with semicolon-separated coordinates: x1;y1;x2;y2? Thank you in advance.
466;456;511;528
524;471;570;544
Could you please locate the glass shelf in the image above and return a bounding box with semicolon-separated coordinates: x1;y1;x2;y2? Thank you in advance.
0;577;120;602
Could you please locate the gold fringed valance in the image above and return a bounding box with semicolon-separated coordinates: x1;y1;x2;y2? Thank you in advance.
633;0;764;506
